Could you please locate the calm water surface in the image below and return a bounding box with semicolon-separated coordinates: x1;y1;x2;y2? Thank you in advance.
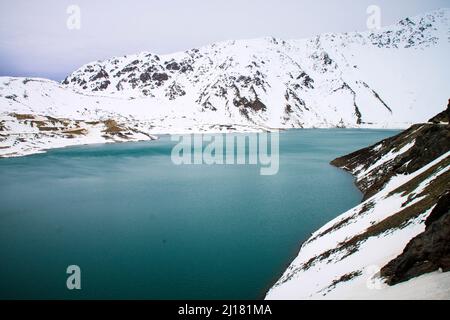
0;129;398;299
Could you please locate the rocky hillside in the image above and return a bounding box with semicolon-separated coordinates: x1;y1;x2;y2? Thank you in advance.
266;106;449;299
62;8;450;129
0;111;157;157
429;100;450;124
0;8;449;157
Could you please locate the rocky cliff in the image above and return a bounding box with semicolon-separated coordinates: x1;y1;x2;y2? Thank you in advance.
266;106;450;299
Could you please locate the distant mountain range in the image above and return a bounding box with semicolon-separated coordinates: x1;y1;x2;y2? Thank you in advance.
0;8;449;156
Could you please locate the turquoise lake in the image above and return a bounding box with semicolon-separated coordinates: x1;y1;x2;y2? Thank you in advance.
0;129;398;299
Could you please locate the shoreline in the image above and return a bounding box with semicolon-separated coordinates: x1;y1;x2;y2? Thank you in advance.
265;118;449;299
261;141;374;299
0;126;403;159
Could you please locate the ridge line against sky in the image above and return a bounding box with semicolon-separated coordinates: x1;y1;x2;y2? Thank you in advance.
0;0;448;81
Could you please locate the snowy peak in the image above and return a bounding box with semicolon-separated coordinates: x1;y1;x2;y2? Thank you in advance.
63;8;450;93
366;7;450;49
59;9;449;129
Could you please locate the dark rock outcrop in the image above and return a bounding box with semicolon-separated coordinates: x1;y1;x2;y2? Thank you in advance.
139;72;151;83
231;84;267;115
233;96;267;112
165;61;180;71
152;72;169;82
331;112;450;200
165;82;186;100
90;69;109;81
380;191;450;285
429;99;450;124
331;106;450;287
297;72;315;89
97;80;110;90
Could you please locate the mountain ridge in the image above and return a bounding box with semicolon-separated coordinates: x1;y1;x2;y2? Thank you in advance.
1;8;449;157
62;7;450;76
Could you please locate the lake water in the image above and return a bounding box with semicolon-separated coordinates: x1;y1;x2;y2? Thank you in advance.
0;129;398;299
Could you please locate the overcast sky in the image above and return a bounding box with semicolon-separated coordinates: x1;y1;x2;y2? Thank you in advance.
0;0;448;80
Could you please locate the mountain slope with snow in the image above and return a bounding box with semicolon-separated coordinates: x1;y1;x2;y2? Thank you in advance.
1;8;449;156
265;107;450;300
61;8;450;128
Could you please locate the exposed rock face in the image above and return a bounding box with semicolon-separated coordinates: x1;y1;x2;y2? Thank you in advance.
331;121;450;200
57;9;450;129
152;72;169;82
381;191;450;285
165;61;180;71
266;107;450;299
429;99;450;124
331;107;450;287
90;69;109;81
165;82;186;100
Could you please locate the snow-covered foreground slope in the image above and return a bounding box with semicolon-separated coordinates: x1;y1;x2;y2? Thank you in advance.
266;117;450;300
1;8;449;157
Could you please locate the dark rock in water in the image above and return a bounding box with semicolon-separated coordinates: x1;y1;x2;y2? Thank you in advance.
428;99;450;124
380;191;450;285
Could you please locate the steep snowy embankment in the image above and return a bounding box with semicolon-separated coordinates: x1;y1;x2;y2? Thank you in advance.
266;110;450;300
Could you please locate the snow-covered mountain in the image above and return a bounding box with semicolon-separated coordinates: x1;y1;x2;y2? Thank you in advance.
1;8;449;156
266;106;450;299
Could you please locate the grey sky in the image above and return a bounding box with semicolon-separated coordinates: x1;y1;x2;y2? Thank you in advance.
0;0;448;80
